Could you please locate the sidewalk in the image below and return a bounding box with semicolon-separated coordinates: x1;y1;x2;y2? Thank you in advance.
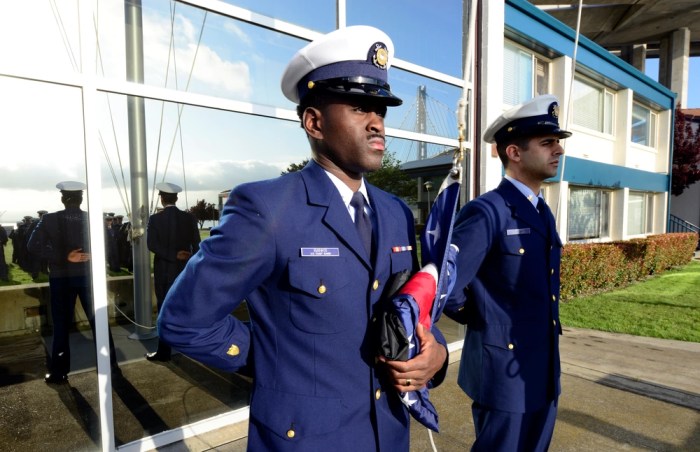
176;326;700;451
1;325;698;451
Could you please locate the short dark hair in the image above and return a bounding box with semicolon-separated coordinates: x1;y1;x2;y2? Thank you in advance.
61;192;83;207
296;91;334;122
160;192;178;204
495;136;531;168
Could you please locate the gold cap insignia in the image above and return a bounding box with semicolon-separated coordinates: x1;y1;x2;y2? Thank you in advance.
371;43;389;69
550;102;559;119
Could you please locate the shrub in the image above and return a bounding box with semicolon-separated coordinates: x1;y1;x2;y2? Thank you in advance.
560;232;698;301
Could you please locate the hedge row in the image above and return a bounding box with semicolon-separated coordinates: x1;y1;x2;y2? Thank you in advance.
560;232;699;301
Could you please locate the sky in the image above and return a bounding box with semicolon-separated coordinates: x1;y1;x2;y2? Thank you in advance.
0;0;697;224
645;57;700;108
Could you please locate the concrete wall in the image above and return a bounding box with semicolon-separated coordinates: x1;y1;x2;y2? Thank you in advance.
0;276;155;338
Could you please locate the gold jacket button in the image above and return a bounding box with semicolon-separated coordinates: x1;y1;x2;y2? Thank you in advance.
551;268;554;275
553;319;557;327
519;248;525;254
372;280;380;290
507;343;514;350
318;284;327;294
286;429;295;438
227;344;240;356
375;389;381;400
551;295;556;302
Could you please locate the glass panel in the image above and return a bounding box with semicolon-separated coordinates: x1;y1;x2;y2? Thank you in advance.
385;68;462;141
604;91;614;135
347;0;464;78
387;136;457;170
631;103;650;145
568;187;602;240
0;2;81;76
573;78;603;132
221;0;336;32
627;192;645;235
98;95;310;444
600;191;610;237
503;43;533;106
95;0;307;110
0;76;103;450
535;57;549;96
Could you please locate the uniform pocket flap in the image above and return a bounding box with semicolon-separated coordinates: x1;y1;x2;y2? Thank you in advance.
251;386;342;440
288;257;351;298
482;323;549;350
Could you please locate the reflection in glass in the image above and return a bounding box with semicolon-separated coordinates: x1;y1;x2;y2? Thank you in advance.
385;68;461;150
386;129;457;165
99;95;309;444
0;2;81;76
347;0;463;78
220;0;336;32
0;77;103;450
96;0;310;109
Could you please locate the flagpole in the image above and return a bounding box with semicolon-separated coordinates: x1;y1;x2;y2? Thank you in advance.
458;0;478;203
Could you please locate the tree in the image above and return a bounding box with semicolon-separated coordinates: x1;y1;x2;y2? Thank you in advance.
280;152;416;203
366;152;416;203
189;199;219;229
281;159;310;175
672;106;700;196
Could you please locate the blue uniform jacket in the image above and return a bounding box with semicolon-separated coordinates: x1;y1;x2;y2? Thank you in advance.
444;179;562;413
147;206;200;292
158;160;448;451
27;208;90;278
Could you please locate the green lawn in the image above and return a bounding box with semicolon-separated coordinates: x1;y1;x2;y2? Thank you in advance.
560;260;700;342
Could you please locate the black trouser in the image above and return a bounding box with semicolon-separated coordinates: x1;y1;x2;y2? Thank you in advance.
48;275;117;375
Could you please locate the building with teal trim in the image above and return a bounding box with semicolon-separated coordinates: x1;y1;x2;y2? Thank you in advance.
477;0;676;243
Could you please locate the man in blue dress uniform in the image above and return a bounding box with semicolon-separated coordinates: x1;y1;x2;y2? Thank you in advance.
158;25;449;451
145;182;200;362
28;181;118;383
444;95;571;451
0;224;8;281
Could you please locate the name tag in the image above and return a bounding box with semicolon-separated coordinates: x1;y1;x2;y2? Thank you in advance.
507;228;531;236
301;247;340;257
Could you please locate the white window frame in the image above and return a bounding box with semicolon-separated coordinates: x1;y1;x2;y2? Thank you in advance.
503;41;550;106
627;191;654;236
631;101;658;148
567;186;611;241
572;76;615;135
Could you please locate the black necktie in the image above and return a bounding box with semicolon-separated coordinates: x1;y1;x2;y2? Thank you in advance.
537;197;550;233
350;192;372;256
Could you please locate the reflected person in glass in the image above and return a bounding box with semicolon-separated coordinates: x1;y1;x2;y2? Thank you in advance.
28;181;118;384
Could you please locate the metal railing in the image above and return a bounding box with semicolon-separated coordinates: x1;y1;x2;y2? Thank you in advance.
669;214;700;249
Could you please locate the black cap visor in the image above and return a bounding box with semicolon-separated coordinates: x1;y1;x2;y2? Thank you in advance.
310;76;403;106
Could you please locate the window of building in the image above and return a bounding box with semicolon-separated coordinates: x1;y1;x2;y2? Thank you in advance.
627;192;654;235
572;77;614;134
503;42;549;106
631;102;658;147
568;187;610;240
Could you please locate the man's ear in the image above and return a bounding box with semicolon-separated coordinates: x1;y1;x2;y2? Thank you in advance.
505;144;521;163
302;107;324;140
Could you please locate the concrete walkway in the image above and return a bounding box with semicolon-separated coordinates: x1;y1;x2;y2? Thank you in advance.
1;326;698;451
171;326;700;451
